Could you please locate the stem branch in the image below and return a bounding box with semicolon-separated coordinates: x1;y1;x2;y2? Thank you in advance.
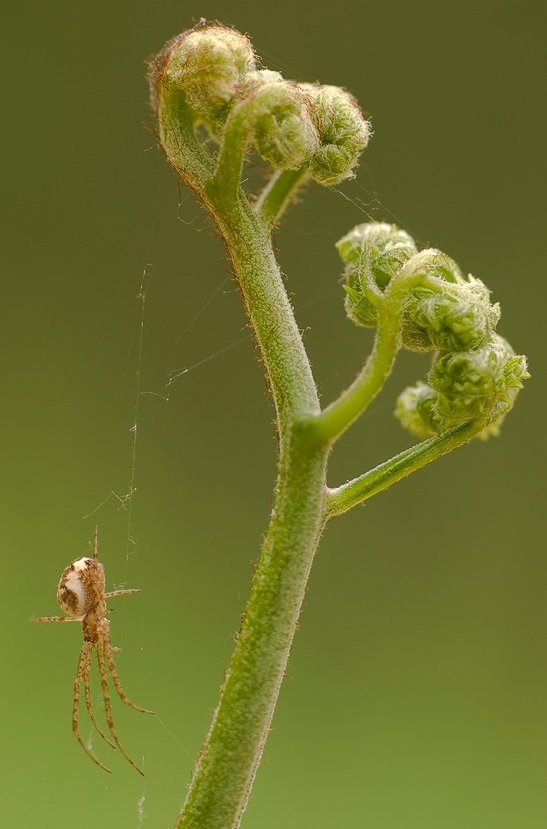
326;420;480;518
313;265;430;443
209;102;253;205
255;168;309;227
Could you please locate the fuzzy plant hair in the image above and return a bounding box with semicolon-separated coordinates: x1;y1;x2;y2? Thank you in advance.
148;21;528;829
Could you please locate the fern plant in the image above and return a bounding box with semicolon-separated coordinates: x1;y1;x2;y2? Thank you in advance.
148;22;528;829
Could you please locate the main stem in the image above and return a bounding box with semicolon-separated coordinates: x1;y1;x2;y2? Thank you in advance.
210;192;320;429
175;193;329;829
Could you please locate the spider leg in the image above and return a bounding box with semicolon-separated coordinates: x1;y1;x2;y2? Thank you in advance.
97;636;145;776
104;588;141;599
82;643;116;750
93;525;99;560
73;642;112;774
33;615;81;622
104;634;155;715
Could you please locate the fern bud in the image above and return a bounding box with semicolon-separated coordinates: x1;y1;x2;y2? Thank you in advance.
242;69;284;94
402;272;501;353
430;334;528;429
337;223;417;327
396;335;528;439
394;381;440;439
302;85;371;185
162;25;256;128
337;222;416;267
249;81;320;170
337;222;501;354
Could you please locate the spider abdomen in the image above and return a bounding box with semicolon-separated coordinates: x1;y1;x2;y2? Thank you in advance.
57;556;105;617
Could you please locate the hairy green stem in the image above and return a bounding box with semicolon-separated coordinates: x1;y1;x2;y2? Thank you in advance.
314;300;400;442
313;266;431;443
326;419;480;517
211;101;254;204
158;92;334;828
211;193;320;428
176;436;328;829
157;87;214;191
255;168;309;227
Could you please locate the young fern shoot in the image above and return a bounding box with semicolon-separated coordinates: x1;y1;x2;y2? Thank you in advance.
148;22;528;829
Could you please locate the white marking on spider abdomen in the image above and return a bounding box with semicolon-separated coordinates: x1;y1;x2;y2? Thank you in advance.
57;557;94;617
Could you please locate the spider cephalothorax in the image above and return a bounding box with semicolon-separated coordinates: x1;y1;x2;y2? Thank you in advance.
34;529;153;774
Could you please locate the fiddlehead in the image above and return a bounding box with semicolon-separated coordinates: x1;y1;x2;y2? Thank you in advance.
148;21;371;219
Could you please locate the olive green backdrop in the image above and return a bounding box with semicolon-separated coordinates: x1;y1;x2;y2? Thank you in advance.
2;1;545;827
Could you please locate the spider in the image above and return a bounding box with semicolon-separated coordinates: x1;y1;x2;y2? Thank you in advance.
33;528;153;775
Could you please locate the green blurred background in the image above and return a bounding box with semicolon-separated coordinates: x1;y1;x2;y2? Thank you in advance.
3;1;546;827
